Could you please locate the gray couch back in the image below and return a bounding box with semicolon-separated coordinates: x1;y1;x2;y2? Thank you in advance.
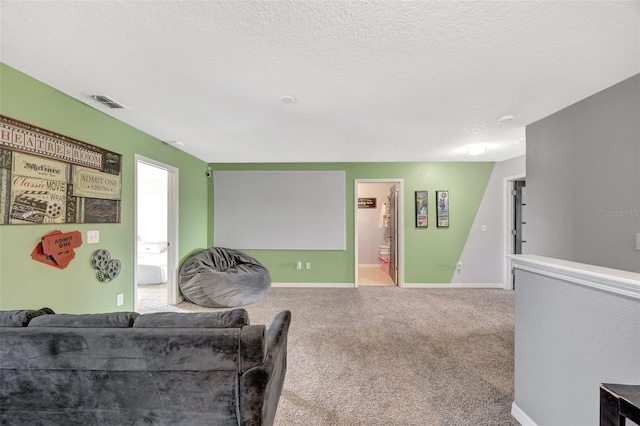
0;309;291;426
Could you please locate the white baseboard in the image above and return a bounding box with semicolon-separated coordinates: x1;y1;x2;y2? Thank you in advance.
271;282;355;288
511;402;537;426
272;282;505;289
358;264;380;268
403;282;505;288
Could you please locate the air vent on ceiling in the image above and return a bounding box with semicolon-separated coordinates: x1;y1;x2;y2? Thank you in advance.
89;94;128;109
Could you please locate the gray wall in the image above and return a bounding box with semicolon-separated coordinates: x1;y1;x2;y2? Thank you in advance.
514;268;640;426
452;155;525;284
526;74;640;272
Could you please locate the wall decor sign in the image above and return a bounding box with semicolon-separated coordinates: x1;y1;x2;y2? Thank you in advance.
0;115;122;224
31;229;83;269
358;197;377;209
436;190;449;227
415;190;428;228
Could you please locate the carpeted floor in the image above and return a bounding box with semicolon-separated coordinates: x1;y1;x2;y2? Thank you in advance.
138;287;517;426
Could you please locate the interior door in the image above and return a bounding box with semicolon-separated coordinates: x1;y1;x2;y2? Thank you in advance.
389;184;399;285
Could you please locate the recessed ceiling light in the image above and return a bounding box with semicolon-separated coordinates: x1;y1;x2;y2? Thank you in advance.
278;95;297;104
497;114;515;124
466;145;487;156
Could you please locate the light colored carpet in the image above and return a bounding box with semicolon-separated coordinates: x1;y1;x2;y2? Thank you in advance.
138;287;517;426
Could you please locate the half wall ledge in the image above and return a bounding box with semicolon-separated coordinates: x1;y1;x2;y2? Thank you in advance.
509;254;640;426
508;254;640;300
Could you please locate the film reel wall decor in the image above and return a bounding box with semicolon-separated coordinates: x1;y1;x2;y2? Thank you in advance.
91;249;122;282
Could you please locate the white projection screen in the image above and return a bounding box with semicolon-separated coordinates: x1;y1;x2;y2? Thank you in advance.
213;171;346;250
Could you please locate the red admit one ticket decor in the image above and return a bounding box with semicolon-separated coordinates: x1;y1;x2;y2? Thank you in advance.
31;230;82;269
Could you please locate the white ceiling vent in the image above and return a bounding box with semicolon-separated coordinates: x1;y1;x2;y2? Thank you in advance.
89;94;128;109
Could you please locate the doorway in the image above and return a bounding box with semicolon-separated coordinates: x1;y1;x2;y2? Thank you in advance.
134;155;179;312
355;180;403;287
503;174;526;289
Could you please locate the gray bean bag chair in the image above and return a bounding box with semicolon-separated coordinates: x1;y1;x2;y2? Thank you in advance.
179;247;271;308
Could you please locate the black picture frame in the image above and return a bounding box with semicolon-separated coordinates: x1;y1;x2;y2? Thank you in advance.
436;190;449;227
415;191;428;228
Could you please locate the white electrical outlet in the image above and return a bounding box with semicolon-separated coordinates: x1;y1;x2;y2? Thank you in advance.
117;293;124;306
296;261;302;270
481;225;487;232
306;262;311;269
87;230;99;244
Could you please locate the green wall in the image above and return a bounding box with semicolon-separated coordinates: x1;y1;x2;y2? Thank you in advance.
208;162;494;284
0;64;209;313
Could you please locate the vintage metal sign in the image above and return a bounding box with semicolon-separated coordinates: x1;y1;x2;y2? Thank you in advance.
0;115;122;224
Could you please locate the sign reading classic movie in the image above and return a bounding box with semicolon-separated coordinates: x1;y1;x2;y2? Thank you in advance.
0;115;122;224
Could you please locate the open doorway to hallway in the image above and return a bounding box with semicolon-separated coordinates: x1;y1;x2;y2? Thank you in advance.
134;156;179;312
503;175;526;290
355;180;403;287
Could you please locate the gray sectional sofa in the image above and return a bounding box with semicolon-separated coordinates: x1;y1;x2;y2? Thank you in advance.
0;308;291;426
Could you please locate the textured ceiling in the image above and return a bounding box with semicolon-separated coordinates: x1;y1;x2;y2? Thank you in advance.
1;1;639;163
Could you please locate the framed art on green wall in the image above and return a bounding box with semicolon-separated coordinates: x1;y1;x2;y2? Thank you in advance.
0;114;122;225
436;190;449;227
415;190;428;227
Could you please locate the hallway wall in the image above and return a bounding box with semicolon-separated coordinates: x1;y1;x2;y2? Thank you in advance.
526;73;640;272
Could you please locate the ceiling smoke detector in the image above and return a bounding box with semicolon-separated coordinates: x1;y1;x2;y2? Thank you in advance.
497;114;515;124
89;94;128;109
278;95;297;104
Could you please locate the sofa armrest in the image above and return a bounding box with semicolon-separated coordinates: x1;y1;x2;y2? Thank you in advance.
239;310;291;426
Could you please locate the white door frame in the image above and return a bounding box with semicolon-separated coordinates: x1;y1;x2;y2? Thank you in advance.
134;155;180;308
502;173;526;290
354;179;404;288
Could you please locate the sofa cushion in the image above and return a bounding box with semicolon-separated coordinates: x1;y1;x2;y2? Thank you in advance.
0;308;55;327
28;312;138;328
134;308;249;328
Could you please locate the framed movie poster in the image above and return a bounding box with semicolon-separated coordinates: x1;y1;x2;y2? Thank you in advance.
415;190;428;228
436;190;449;227
0;114;122;225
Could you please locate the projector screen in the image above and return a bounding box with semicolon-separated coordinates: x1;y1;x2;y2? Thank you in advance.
213;170;346;250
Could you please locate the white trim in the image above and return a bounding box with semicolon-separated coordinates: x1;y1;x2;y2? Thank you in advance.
271;282;355;288
509;254;640;300
503;173;525;290
403;282;504;288
511;402;538;426
273;282;505;289
358;263;380;268
354;179;404;288
134;155;180;309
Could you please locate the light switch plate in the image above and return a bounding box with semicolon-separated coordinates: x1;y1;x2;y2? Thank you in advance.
87;230;99;244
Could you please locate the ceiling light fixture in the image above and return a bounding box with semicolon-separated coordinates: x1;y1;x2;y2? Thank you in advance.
278;95;297;104
497;114;515;124
466;145;487;156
